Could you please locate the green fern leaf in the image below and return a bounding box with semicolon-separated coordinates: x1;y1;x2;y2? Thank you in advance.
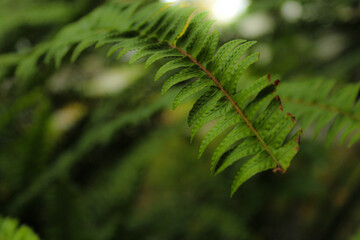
215;138;260;175
176;11;209;50
70;33;108;63
211;123;253;173
10;1;302;195
129;43;165;64
231;151;275;196
172;76;215;109
188;90;224;127
198;111;239;158
190;99;229;142
161;67;204;95
154;57;195;81
145;48;182;68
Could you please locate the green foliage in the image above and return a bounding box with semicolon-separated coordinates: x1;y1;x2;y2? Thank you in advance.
0;0;96;55
1;0;360;239
0;216;39;240
279;79;360;147
10;91;175;212
10;1;302;195
350;228;360;240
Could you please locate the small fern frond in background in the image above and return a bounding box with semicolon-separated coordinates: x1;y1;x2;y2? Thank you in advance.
10;1;302;195
279;79;360;147
0;216;40;240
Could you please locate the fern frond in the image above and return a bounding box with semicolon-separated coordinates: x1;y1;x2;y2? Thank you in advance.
11;1;302;195
279;79;360;147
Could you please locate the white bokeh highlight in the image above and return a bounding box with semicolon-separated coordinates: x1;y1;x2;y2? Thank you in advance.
212;0;249;23
160;0;249;23
281;1;303;22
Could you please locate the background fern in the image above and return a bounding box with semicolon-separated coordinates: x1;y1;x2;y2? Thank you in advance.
279;79;360;147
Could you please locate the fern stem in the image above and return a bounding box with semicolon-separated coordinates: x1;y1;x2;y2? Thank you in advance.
168;43;284;173
283;97;360;123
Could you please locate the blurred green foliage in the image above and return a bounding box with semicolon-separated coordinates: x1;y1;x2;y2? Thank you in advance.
0;215;40;240
0;0;359;239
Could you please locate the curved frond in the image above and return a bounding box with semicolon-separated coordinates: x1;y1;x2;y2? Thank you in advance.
10;1;301;195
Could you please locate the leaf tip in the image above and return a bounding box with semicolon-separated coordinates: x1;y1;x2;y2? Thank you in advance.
287;113;296;123
273;166;285;174
296;129;303;145
275;95;283;112
230;188;236;198
267;74;271;82
190;135;195;144
273;79;281;87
